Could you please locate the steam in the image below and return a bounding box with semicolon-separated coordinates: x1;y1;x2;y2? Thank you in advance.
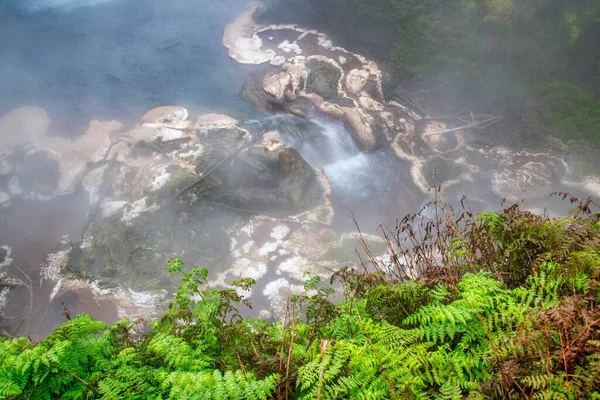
15;0;119;12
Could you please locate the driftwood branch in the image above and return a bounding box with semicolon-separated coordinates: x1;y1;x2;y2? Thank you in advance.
422;115;503;137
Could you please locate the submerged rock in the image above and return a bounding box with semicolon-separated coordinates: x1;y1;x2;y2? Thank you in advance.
0;107;122;202
421;157;469;188
487;148;568;203
16;150;61;196
223;2;275;64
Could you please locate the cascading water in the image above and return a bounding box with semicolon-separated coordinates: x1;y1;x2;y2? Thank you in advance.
250;112;424;231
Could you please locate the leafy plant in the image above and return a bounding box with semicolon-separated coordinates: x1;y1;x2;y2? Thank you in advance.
1;196;600;398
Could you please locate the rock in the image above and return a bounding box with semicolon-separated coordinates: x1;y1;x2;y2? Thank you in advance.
280;148;318;208
241;74;274;114
489;150;566;203
343;108;377;152
195;113;239;132
285;97;314;117
277;40;302;55
338;56;347;65
389;101;423;122
262;278;305;319
100;200;129;218
76;120;121;163
380;111;395;130
421;157;466;187
223;2;275;64
0;190;10;208
318;101;345;118
345;69;370;95
107;141;131;163
282;60;308;95
56;161;88;197
141;106;189;127
305;58;342;101
317;36;333;49
260;131;285;153
422;122;461;153
262;60;307;104
263;71;292;102
270;55;286;67
302;93;345;118
358;93;385;112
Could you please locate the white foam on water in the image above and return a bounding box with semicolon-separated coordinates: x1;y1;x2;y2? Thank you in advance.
323;152;372;199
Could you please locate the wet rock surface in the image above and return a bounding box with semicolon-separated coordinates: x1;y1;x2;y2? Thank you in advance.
22;105;336;321
222;7;595;213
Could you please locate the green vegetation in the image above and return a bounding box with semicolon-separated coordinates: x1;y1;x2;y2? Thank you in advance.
541;80;600;145
2;196;600;398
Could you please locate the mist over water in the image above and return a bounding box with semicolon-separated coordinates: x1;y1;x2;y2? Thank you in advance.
0;0;597;339
0;0;256;133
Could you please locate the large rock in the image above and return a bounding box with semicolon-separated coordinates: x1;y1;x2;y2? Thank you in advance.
345;69;370;95
282;60;308;101
358;93;385;112
343;108;377;152
305;58;342;101
301;93;345;118
263;71;292;102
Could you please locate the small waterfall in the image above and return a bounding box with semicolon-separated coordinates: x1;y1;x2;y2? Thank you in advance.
256;112;398;200
258;113;359;167
251;112;421;231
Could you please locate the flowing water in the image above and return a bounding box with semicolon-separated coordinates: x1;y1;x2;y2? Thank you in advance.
254;113;423;231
